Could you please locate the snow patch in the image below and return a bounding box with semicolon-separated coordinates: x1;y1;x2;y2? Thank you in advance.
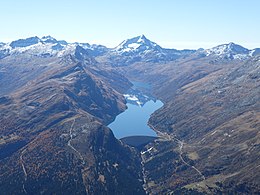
128;43;141;50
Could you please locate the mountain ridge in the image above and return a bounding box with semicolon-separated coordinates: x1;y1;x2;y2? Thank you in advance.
0;40;145;194
1;35;259;63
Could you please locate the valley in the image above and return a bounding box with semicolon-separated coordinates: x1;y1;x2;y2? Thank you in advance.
0;35;259;194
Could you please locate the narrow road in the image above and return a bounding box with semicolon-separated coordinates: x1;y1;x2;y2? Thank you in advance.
68;119;85;164
175;138;205;181
149;124;205;181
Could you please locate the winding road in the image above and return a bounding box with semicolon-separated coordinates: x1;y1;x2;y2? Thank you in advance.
175;138;206;181
147;124;205;181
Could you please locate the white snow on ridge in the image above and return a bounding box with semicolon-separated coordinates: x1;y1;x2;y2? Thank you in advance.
206;44;233;56
137;36;145;43
0;38;88;59
233;54;248;60
204;42;255;60
57;44;77;57
128;43;141;50
112;35;161;55
10;42;54;55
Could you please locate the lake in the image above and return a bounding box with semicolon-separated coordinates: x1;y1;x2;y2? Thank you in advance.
108;83;163;139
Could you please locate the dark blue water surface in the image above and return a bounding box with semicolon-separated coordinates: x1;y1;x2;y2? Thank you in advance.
108;100;163;139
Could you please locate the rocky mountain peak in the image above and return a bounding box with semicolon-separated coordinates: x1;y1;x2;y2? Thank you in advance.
41;35;58;44
226;42;249;53
10;36;41;48
113;35;162;54
205;42;250;60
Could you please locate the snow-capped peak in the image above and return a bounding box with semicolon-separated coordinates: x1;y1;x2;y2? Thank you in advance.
206;42;249;55
205;42;250;60
113;35;161;54
0;36;89;60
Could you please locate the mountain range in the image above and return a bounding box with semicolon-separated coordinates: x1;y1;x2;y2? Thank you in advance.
1;35;259;64
0;35;259;194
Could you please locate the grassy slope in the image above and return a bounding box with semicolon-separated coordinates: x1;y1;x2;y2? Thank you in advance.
122;54;260;193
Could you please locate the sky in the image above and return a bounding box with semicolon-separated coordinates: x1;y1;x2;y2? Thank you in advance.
1;0;260;49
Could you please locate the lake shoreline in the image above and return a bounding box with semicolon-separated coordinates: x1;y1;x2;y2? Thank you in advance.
108;81;163;139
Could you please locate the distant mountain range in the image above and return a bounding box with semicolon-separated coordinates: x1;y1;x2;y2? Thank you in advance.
1;35;259;64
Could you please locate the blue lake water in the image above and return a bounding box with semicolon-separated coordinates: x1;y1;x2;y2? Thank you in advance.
108;100;163;139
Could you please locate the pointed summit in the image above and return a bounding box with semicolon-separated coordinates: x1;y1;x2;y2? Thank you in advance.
140;34;146;39
113;35;162;54
226;42;249;53
138;34;148;41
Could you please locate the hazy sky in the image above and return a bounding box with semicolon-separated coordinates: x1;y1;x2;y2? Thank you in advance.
1;0;260;49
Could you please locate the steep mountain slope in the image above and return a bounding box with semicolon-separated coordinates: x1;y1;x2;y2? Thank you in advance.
0;40;145;194
119;49;260;193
